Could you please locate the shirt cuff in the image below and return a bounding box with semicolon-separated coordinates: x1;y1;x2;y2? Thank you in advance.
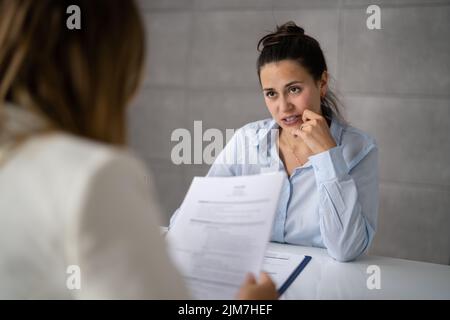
309;146;348;183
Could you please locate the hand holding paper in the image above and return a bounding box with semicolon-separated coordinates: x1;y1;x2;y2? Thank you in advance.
167;172;284;299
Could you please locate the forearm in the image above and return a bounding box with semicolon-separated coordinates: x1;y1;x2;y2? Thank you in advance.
318;178;370;262
310;145;377;262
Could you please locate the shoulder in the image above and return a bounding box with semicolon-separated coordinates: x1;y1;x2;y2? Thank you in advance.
15;133;150;210
337;122;378;171
26;132;147;177
232;118;276;144
239;118;275;132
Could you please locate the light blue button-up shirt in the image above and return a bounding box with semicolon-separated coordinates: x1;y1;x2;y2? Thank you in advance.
170;118;379;262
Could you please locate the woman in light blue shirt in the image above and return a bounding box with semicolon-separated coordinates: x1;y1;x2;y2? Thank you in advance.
172;22;378;262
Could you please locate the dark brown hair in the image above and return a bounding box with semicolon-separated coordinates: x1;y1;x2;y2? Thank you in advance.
257;21;343;123
0;0;145;145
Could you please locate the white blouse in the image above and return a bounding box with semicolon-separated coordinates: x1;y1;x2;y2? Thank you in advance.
0;105;188;299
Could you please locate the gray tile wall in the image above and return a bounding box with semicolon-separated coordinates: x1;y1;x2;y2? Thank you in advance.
130;0;450;264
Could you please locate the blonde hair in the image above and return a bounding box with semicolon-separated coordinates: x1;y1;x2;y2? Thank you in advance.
0;0;145;145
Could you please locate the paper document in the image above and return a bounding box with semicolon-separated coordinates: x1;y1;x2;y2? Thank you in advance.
262;251;311;295
167;172;284;300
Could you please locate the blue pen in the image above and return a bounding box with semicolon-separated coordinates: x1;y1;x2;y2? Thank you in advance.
278;255;312;297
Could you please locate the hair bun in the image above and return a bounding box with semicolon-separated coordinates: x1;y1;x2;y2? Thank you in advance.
258;21;306;51
276;21;305;36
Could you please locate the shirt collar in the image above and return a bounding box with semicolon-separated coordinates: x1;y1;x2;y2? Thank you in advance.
329;117;344;145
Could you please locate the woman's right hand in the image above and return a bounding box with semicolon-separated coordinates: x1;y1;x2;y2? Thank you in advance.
236;272;278;300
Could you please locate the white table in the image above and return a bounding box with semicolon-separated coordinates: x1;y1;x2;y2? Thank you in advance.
268;242;450;299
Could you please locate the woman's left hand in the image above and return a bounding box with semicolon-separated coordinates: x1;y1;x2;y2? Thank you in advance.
291;109;337;155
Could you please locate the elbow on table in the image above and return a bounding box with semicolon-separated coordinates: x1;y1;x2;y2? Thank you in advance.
327;238;369;262
168;208;180;230
328;249;360;262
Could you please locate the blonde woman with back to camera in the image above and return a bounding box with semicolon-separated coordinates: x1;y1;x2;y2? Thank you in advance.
0;0;276;299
